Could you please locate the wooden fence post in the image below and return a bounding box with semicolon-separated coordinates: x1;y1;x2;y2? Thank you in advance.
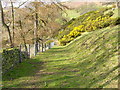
46;44;47;50
49;43;51;49
45;43;46;51
37;42;40;52
36;42;39;53
34;43;37;56
47;44;49;49
28;44;30;58
34;43;36;56
19;44;22;63
42;43;43;52
38;42;40;52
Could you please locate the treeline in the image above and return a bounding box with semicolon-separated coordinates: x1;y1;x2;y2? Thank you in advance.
0;0;68;48
59;5;120;45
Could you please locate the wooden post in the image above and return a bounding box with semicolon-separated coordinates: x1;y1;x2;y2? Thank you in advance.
39;43;40;52
44;43;45;51
48;43;49;49
45;43;46;51
34;43;36;56
38;42;40;52
19;44;22;63
37;42;39;53
28;44;30;58
46;43;47;50
49;43;51;49
42;43;43;52
38;43;39;52
34;43;37;56
47;44;49;49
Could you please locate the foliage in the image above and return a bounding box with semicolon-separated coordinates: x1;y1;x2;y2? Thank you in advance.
59;6;120;45
2;1;69;47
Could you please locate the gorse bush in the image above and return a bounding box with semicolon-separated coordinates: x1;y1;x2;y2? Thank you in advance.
59;6;120;45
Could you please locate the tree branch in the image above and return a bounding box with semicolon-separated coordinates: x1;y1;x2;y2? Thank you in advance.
18;0;29;8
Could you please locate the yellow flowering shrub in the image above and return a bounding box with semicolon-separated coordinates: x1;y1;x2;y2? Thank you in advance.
59;7;119;45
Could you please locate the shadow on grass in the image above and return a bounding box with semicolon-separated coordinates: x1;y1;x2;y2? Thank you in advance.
46;48;68;54
87;65;119;88
2;58;45;81
44;58;71;63
99;75;119;88
6;63;119;88
2;39;118;88
6;74;74;88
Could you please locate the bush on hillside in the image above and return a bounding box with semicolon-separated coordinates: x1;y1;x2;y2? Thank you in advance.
59;7;119;45
105;11;114;17
59;35;74;45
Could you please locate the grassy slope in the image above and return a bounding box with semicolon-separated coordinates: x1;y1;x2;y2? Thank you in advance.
63;2;102;20
63;10;80;19
59;6;119;42
3;25;119;88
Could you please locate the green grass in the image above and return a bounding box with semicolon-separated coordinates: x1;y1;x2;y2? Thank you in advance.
2;25;119;88
63;10;80;19
112;8;120;18
104;7;120;18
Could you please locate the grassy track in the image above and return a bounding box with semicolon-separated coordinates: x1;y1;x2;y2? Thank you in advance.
3;26;119;88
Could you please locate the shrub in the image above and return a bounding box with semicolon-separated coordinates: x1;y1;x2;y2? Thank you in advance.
105;11;114;17
59;7;117;45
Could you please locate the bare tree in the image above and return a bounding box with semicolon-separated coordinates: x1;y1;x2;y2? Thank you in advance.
1;0;69;48
10;0;15;46
0;0;13;47
19;19;28;52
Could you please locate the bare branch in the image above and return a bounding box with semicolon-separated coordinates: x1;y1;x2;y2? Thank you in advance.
0;0;13;47
17;0;29;8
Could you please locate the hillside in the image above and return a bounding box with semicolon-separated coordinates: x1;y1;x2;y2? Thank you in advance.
62;1;102;9
59;5;120;45
3;25;119;88
62;2;101;20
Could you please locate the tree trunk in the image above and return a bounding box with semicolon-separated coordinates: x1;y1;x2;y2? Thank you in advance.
10;0;15;46
23;36;28;52
34;11;39;54
0;1;13;47
19;19;28;52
